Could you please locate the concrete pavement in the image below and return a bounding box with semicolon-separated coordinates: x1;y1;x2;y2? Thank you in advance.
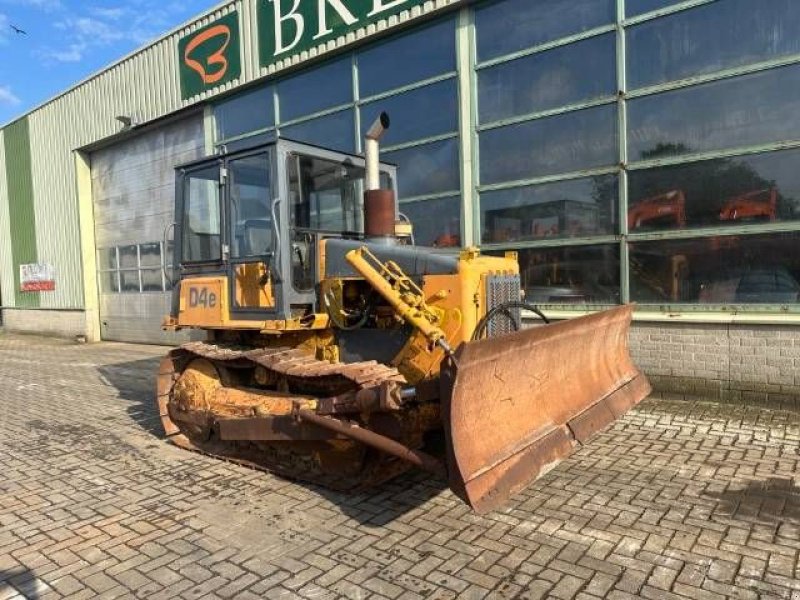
0;332;798;599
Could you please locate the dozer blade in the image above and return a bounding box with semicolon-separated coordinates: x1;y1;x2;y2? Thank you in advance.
441;304;651;514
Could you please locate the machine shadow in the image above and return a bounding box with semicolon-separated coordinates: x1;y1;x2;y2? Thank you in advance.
311;468;449;527
1;568;42;599
98;356;166;437
703;477;800;525
97;356;449;525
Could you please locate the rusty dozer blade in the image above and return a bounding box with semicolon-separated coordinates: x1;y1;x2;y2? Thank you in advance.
441;304;651;514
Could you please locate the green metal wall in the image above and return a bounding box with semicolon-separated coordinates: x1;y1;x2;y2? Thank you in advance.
2;118;39;308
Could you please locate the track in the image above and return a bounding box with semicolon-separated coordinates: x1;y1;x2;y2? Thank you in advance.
155;342;429;491
179;341;406;395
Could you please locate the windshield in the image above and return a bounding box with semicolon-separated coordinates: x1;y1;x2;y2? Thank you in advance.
289;154;364;233
288;154;393;234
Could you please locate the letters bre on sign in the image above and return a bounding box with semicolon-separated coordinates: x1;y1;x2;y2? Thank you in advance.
257;0;428;69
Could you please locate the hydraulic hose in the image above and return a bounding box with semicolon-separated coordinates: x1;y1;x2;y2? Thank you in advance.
472;301;550;341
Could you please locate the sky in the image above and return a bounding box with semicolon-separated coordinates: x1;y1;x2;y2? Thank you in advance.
0;0;221;125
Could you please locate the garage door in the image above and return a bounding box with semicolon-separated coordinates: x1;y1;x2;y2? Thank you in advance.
92;115;205;344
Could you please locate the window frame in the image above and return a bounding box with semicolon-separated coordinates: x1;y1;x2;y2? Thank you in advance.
96;243;168;295
180;162;224;266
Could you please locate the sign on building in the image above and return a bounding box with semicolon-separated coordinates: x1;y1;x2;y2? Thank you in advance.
177;1;433;99
20;263;56;292
178;11;242;99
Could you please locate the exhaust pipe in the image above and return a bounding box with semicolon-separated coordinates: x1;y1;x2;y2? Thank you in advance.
364;112;396;244
365;112;390;191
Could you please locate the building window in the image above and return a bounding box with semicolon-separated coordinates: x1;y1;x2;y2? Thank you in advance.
478;33;616;124
400;196;461;248
383;138;461;199
627;64;800;161
496;244;621;306
280;110;356;153
628;149;800;232
475;0;615;62
627;0;800;90
630;233;800;305
480;104;619;185
626;0;684;18
473;0;800;312
357;19;456;97
97;243;169;294
215;85;274;143
481;175;618;244
277;57;352;123
360;80;458;148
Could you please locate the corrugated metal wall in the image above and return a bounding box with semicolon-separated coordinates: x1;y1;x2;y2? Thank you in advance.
28;107;83;309
0;0;464;312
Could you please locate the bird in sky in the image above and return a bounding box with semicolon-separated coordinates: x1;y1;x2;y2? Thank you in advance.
10;25;27;35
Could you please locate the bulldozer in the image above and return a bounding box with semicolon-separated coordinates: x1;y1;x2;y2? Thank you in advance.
157;113;650;514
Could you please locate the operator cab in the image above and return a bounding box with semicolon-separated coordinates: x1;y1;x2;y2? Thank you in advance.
173;139;396;320
173;139;398;322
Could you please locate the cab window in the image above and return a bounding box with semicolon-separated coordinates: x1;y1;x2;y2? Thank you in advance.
288;155;365;234
229;152;273;258
182;166;221;262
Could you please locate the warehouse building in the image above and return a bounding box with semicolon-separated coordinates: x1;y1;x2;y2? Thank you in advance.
1;0;798;405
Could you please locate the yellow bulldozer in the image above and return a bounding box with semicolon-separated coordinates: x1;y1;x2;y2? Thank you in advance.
157;114;650;514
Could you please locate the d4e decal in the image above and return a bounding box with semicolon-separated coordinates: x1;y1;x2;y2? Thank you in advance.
189;287;219;309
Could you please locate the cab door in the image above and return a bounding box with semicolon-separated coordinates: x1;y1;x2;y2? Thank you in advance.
225;149;282;319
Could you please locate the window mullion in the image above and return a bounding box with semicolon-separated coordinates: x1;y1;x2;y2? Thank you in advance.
617;0;629;304
456;6;475;248
352;53;361;155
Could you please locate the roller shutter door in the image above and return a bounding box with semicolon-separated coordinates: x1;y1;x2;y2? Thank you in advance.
92;115;204;344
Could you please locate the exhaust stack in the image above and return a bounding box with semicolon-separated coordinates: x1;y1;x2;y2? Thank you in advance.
365;112;389;191
363;112;396;244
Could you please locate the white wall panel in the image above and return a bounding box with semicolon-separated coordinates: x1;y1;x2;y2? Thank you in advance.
99;293;196;345
91;115;204;343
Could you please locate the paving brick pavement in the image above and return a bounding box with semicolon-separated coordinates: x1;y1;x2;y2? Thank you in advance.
0;331;798;600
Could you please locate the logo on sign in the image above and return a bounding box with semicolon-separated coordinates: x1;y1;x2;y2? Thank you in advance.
178;12;241;99
184;25;232;84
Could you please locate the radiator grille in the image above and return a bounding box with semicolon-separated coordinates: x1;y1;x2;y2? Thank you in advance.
485;274;521;338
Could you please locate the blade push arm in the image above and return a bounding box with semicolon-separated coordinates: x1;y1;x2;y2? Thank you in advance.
345;246;452;353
